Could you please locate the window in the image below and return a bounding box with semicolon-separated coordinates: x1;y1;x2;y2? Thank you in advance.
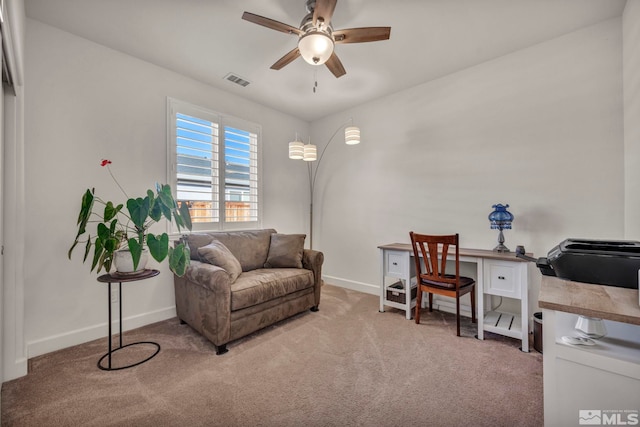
168;98;261;231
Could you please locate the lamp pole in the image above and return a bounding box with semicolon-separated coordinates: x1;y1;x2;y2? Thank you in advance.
291;119;359;249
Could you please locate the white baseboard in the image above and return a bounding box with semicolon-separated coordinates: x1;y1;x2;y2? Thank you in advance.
429;298;474;319
3;357;28;382
323;276;474;318
27;306;176;359
323;275;379;295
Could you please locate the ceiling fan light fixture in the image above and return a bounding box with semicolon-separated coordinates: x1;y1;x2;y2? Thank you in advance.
298;31;334;65
242;1;391;77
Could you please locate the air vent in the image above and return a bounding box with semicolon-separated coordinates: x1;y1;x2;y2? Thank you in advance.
224;73;251;87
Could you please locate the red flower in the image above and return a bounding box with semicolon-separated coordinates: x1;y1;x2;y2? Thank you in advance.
101;159;112;167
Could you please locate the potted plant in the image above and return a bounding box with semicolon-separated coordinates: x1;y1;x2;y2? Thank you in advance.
68;159;192;276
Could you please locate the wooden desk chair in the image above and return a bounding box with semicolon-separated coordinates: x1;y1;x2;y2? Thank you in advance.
409;232;477;336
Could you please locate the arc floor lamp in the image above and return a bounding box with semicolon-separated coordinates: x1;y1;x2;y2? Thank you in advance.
288;119;360;248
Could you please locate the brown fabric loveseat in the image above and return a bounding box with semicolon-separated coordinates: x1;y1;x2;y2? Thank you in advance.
173;229;323;354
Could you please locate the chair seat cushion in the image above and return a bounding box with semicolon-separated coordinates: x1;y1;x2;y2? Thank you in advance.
420;274;475;290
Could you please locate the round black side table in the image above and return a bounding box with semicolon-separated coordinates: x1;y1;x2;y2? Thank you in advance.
96;269;161;371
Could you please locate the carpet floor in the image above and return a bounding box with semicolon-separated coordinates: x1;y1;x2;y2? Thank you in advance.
1;285;543;426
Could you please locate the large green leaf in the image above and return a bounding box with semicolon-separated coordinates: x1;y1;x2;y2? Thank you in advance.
83;237;92;262
91;237;104;272
157;184;174;221
147;233;169;263
159;200;172;222
147;189;155;207
169;244;189;276
157;184;174;206
104;201;122;222
98;251;109;273
127;238;143;271
109;218;118;235
75;189;94;238
104;236;119;252
148;189;162;222
97;223;110;241
127;197;151;230
179;201;193;231
102;252;112;273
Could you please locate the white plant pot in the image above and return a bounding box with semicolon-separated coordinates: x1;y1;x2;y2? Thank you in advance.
113;248;149;274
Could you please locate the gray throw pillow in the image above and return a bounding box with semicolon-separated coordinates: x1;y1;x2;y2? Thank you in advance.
198;239;242;283
264;234;306;268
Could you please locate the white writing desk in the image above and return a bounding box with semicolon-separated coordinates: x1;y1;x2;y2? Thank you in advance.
378;243;531;351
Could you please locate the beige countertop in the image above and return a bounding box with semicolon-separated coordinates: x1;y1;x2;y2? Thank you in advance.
539;275;640;325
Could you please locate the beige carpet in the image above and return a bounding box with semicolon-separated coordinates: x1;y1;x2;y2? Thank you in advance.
1;285;543;426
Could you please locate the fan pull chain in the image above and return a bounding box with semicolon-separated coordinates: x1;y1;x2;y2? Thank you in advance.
313;68;318;93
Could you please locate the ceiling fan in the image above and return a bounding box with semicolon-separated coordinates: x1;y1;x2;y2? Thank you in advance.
242;0;391;78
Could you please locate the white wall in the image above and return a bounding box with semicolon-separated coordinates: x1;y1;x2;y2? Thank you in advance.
624;0;640;239
311;18;625;317
0;35;5;397
24;18;310;357
2;0;27;383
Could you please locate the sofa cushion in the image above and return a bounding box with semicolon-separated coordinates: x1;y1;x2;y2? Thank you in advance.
213;229;275;271
185;233;215;260
185;229;276;272
230;268;314;311
264;234;305;268
198;240;243;283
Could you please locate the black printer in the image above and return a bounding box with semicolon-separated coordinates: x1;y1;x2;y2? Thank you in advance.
517;239;640;290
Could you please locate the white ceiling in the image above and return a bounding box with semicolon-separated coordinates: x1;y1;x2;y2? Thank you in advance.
24;0;627;121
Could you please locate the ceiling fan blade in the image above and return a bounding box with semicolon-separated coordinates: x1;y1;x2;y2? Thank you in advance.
325;52;346;78
242;12;302;36
313;0;337;26
271;47;301;70
333;27;391;44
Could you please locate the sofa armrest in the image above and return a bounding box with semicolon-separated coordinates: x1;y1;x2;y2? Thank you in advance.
302;249;324;306
174;260;232;346
184;260;231;293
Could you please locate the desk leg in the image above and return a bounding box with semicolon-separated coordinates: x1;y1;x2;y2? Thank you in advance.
379;249;385;313
405;281;412;320
404;252;412;320
520;264;529;352
476;260;485;341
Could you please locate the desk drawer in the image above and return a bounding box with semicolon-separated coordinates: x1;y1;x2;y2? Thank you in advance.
484;260;522;298
386;251;407;278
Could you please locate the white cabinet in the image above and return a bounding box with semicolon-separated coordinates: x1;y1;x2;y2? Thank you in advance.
542;311;640;426
379;249;416;319
386;251;408;278
480;259;528;348
539;276;640;427
484;260;522;298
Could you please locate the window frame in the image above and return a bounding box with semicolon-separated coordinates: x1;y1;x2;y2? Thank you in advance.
167;97;262;233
